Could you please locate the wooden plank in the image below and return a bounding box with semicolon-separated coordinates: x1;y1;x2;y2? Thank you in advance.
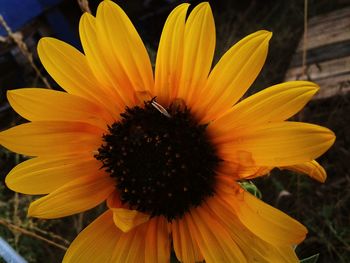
285;7;350;99
314;77;350;99
285;74;350;100
285;56;350;81
296;13;350;51
285;56;350;99
307;6;350;26
291;40;350;67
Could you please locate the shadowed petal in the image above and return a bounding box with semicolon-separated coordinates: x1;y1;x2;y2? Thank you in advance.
206;191;299;262
281;160;327;182
217;180;307;246
145;217;170;263
64;210;169;263
63;210;120;263
172;217;204;263
28;174;114;219
186;206;247;263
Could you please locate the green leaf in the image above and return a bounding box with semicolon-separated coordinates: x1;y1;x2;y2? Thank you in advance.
300;254;319;263
239;181;262;199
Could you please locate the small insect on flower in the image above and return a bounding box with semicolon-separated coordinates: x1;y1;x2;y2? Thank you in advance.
0;1;335;262
151;98;172;118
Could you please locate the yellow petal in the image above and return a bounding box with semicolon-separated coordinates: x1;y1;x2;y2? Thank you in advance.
28;174;114;219
206;193;299;263
64;209;159;263
133;90;153;106
196;30;272;123
0;121;103;157
145;217;170;263
176;2;215;107
37;38;120;115
111;208;150;233
241;166;272;179
221;184;307;246
79;12;134;109
5;155;100;194
63;210;120;263
111;223;149;263
281;160;327;183
216;122;335;167
114;226;147;263
153;3;189;106
218;162;272;180
106;191;151;233
212;81;319;132
186;206;247;263
172;217;204;263
7;88;113;129
96;1;154;103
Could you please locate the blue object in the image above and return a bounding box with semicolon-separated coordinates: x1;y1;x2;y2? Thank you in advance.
44;7;81;49
0;0;80;48
0;237;28;263
0;0;61;36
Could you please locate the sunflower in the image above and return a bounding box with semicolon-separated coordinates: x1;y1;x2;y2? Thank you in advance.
0;1;335;262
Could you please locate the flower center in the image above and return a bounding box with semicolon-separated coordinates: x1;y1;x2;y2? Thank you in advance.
95;100;219;220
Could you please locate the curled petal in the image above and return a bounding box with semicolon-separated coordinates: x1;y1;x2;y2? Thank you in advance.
280;160;327;183
28;174;115;219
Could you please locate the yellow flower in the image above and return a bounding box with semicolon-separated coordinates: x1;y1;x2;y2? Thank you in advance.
0;1;335;262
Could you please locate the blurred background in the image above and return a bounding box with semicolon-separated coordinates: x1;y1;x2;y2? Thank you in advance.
0;0;349;262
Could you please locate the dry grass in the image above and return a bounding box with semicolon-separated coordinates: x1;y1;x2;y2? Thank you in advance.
0;16;51;89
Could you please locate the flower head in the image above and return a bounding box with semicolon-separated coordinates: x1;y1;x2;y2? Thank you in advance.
0;1;335;262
